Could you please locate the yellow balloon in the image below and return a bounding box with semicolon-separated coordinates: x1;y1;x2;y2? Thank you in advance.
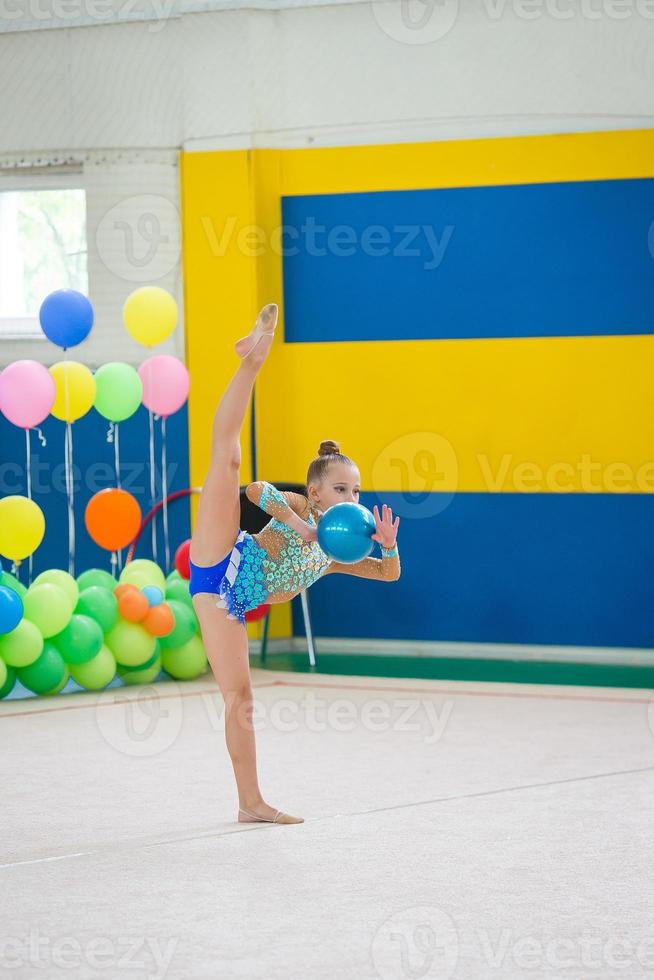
49;361;96;422
123;287;178;347
0;495;45;561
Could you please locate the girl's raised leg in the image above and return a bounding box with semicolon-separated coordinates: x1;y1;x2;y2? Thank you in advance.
189;303;277;568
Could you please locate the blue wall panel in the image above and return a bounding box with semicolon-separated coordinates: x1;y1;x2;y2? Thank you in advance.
292;490;654;648
282;179;654;342
0;405;190;582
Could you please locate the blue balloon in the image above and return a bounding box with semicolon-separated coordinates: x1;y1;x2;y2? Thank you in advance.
142;585;164;607
39;289;94;349
317;502;376;564
0;585;24;634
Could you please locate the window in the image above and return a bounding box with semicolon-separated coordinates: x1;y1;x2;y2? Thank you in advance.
0;185;88;340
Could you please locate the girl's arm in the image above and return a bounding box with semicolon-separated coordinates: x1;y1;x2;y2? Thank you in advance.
323;545;401;582
245;481;312;537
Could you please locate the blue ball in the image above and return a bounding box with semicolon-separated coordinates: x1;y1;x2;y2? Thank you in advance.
142;585;164;607
39;289;94;349
317;502;376;564
0;585;24;634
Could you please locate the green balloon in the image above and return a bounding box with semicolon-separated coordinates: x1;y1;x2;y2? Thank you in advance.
105;620;156;667
51;614;103;665
0;571;27;599
23;583;73;638
158;600;196;649
0;663;16;698
75;587;118;634
77;568;118;592
33;569;79;612
43;665;70;695
94;362;143;422
0;618;43;667
118;656;162;685
166;570;182;584
69;644;117;690
0;656;6;690
117;642;160;673
161;634;208;680
119;559;166;591
17;641;67;694
165;579;194;611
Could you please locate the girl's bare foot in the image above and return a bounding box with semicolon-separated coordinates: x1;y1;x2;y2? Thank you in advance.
234;303;278;365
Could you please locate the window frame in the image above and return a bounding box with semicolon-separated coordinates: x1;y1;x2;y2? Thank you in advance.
0;169;87;343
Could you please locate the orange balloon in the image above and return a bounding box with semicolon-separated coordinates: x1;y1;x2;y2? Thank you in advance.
143;603;175;637
85;489;141;552
118;589;149;622
114;583;138;600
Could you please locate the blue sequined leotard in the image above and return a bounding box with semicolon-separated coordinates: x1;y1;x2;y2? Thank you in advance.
189;482;400;624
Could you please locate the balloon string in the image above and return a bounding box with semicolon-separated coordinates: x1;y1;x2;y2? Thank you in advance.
63;351;70;420
69;422;76;578
149;408;158;565
115;423;121;489
64;419;70;571
25;428;34;586
115;423;123;571
66;422;76;578
70;425;76;576
62;353;74;576
25;428;32;500
162;415;170;573
110;550;117;577
107;421;114;444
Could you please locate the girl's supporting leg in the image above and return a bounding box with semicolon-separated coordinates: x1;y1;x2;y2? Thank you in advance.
192;596;303;822
193;596;265;807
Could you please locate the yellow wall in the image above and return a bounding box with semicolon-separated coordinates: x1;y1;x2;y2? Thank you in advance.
181;129;654;639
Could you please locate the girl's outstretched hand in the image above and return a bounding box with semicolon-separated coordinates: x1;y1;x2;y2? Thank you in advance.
371;503;399;549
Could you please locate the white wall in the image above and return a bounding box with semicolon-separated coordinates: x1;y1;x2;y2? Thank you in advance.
1;0;652;362
2;0;652;153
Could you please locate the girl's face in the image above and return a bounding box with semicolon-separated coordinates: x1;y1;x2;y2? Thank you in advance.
308;462;361;515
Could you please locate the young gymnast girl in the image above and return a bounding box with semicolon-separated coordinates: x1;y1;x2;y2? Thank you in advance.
189;303;401;826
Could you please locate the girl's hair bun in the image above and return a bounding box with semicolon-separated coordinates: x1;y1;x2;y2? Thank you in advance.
318;440;341;457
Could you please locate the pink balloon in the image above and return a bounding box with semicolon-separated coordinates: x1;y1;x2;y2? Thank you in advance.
138;355;189;418
0;360;56;429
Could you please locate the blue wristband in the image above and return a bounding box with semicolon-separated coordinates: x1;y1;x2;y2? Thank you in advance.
381;544;398;558
260;482;288;511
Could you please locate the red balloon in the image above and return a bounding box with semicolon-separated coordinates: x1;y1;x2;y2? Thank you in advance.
245;603;270;623
174;539;191;580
